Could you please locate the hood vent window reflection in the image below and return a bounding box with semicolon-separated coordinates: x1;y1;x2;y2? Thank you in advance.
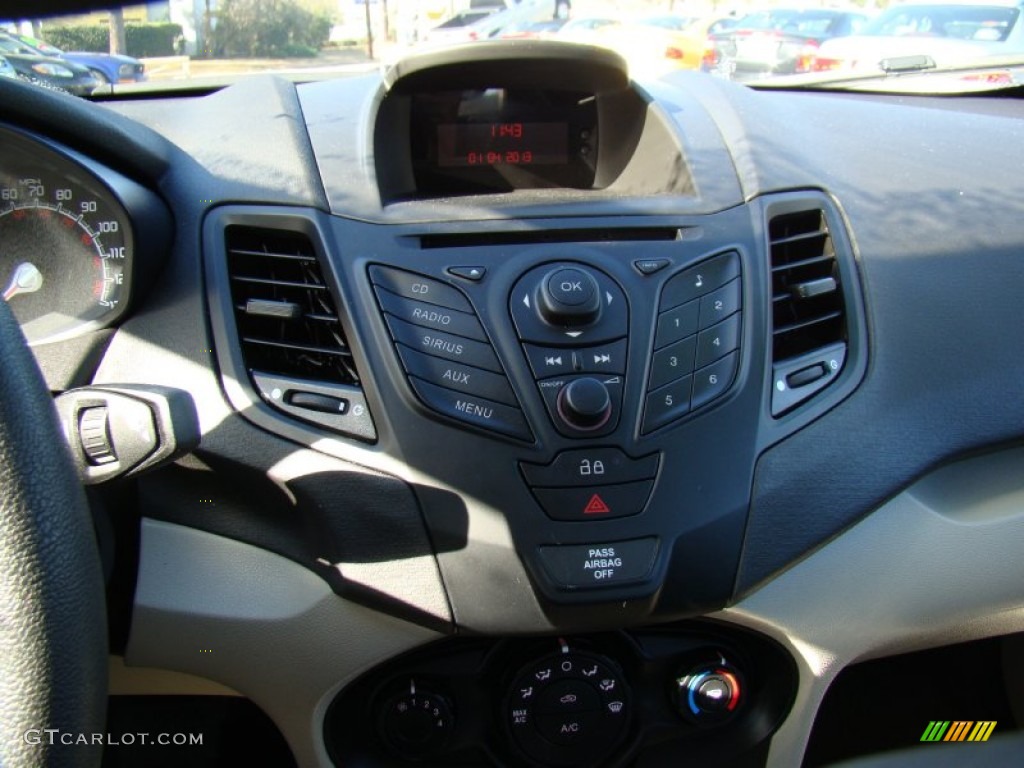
768;207;849;416
224;225;376;442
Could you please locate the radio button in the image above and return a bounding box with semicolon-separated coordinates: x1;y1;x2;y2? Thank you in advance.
375;287;486;341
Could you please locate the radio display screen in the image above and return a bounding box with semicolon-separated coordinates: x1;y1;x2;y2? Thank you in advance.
436;122;569;168
409;88;597;195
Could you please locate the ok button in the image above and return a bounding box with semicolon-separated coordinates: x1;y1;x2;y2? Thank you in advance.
547;268;596;307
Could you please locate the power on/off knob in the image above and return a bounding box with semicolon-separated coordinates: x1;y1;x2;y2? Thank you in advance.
556;377;612;430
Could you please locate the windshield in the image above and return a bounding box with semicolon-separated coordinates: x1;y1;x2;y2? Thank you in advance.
861;4;1020;40
4;0;1024;96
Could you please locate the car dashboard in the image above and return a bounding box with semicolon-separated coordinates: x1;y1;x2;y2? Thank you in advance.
2;40;1024;768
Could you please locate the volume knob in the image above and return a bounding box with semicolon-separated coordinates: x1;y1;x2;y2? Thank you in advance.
557;378;612;430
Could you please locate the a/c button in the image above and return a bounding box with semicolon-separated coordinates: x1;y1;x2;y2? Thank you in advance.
537;538;659;589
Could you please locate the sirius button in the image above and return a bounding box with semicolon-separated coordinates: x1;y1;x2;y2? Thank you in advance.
386;316;502;372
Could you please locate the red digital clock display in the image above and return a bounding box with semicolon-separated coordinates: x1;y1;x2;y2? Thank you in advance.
437;122;569;168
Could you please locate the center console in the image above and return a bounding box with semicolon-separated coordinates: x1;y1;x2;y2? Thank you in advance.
325;621;796;767
194;40;870;768
207;43;866;634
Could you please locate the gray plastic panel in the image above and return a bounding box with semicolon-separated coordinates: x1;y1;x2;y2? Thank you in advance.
127;519;441;768
720;447;1024;767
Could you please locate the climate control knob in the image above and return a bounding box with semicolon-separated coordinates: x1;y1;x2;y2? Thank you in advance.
557;377;612;430
674;661;743;725
378;680;454;760
538;267;602;327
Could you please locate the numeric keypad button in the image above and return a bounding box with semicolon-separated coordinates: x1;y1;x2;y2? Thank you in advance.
649;336;696;390
691;353;738;410
695;313;741;369
699;278;741;329
642;376;692;434
654;300;699;349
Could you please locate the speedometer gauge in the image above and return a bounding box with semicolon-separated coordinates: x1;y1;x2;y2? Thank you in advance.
0;128;135;345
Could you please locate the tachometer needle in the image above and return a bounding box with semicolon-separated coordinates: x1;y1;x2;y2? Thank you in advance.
3;262;43;301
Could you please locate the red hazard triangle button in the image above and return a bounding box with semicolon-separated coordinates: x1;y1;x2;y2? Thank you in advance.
530;481;654;522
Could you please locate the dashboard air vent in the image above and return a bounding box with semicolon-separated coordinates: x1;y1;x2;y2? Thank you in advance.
767;207;849;416
226;226;358;386
769;209;844;360
223;224;376;441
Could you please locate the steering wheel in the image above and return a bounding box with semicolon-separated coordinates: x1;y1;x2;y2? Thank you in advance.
0;299;107;767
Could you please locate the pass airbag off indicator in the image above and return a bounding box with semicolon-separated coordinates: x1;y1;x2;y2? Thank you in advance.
537;537;659;589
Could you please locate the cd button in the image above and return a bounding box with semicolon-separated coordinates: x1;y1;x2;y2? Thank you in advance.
369;265;472;312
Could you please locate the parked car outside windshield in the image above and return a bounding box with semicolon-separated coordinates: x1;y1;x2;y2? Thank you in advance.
814;0;1024;73
0;32;99;95
708;8;870;80
9;33;147;83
